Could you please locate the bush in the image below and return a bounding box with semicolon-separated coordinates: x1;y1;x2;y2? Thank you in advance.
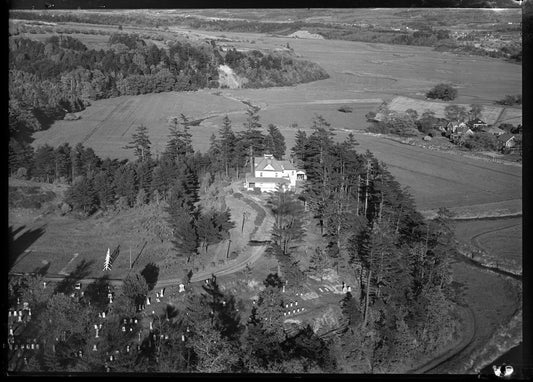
496;94;522;106
229;251;239;260
426;83;457;101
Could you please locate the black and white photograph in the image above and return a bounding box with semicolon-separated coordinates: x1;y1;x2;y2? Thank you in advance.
7;0;527;377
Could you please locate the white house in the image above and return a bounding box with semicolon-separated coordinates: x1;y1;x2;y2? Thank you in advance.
244;154;306;192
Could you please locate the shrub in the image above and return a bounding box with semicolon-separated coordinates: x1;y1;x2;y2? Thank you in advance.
426;83;457;101
496;94;522;106
229;251;239;260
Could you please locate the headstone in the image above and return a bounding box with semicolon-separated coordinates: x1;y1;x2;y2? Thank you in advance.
295;301;298;306
161;288;165;297
292;310;296;314
146;297;151;305
179;284;185;293
181;335;185;342
93;344;97;351
347;286;352;293
156;298;160;303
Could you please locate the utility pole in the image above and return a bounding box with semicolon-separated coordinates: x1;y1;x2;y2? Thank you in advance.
226;239;232;259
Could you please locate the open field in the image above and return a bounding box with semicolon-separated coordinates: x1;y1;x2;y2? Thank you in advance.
454;217;522;275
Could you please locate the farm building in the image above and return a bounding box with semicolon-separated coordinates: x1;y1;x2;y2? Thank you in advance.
244;154;306;193
446;121;469;136
482;126;506;136
467;118;488;131
497;133;520;149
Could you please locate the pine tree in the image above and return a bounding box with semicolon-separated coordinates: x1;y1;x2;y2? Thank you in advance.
218;115;236;177
124;124;151;162
64;176;98;215
113;163;137;207
291;129;307;166
265;124;286;160
165;114;193;162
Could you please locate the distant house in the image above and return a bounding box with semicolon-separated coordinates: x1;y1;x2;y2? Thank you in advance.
446;121;468;137
467;118;488;131
244;154;306;193
481;126;505;136
434;118;449;132
497;133;519;149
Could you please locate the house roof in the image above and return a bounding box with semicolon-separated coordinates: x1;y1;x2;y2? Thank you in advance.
279;160;297;170
497;133;515;143
254;155;301;172
247;177;290;184
483;126;505;134
254;155;284;172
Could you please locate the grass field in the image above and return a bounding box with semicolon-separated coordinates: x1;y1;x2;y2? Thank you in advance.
454;217;522;274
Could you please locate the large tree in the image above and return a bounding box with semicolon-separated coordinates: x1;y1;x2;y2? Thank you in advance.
268;186;306;255
124;124;151;162
265;123;286;160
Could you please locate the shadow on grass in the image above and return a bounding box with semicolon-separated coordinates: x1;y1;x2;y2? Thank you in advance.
8;225;46;271
32;261;51;276
54;259;95;295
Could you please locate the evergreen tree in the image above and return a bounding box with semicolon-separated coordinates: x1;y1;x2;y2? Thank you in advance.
64;176;98;214
218;115;236;177
54;143;72;181
265;124;286;160
113;163;138;207
33;144;56;183
93;170;116;210
291;129;307;167
124;124;151;162
165;114;193;162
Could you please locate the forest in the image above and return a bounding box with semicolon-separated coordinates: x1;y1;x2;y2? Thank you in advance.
8;112;461;373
